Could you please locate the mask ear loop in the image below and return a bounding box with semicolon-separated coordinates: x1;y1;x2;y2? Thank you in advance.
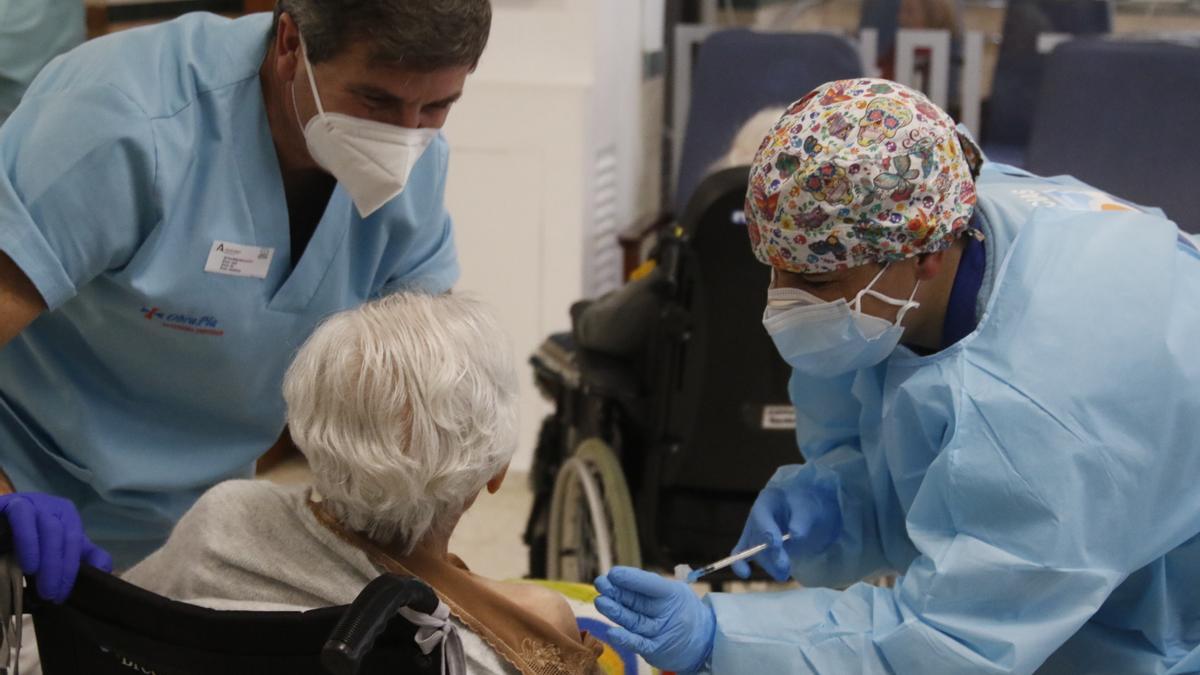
299;38;327;117
849;265;891;313
893;280;922;325
851;264;922;326
290;80;305;133
290;37;326;134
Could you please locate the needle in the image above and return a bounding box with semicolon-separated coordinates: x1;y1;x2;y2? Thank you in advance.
675;534;793;583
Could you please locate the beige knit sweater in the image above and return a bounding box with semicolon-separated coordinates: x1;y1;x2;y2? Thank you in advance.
122;479;518;675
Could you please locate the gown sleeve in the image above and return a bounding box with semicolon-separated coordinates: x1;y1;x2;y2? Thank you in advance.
704;380;1168;674
779;365;908;589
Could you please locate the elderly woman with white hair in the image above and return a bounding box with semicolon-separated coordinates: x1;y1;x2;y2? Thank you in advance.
124;292;603;675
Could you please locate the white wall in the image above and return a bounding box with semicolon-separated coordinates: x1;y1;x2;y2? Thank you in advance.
445;0;663;471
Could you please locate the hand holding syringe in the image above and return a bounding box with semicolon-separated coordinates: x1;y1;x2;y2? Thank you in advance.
674;533;792;583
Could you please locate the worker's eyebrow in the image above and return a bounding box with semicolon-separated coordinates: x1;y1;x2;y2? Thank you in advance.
346;85;462;109
347;84;402;103
428;91;463;108
800;272;838;283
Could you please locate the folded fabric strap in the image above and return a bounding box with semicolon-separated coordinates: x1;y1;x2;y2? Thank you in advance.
398;601;465;675
0;554;23;675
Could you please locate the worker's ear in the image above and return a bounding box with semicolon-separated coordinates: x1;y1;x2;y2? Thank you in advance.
914;244;955;282
273;12;304;83
486;463;510;495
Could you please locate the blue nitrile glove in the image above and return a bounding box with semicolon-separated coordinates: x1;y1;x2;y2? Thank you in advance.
594;566;715;673
730;480;842;581
0;493;113;603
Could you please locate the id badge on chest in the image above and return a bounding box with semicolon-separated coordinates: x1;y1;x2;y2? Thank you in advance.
204;240;274;279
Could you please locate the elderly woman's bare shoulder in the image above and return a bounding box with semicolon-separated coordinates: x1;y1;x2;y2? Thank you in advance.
475;577;582;641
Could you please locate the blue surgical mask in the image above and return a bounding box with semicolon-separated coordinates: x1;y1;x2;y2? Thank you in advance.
763;266;920;378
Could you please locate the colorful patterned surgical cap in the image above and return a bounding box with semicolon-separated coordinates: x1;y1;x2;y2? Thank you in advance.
746;78;980;273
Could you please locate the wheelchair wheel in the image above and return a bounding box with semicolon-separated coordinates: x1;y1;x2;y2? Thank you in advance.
546;438;641;582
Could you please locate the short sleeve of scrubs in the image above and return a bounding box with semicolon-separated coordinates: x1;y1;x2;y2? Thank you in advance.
377;137;459;296
0;0;85;121
0;84;159;310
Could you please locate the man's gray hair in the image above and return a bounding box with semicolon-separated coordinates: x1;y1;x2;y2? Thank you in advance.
272;0;492;69
283;292;518;553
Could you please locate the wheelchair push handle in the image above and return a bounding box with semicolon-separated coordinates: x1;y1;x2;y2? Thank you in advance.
322;573;441;675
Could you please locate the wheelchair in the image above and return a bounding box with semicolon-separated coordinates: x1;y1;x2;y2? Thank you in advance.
524;168;801;586
520;31;864;585
0;524;459;674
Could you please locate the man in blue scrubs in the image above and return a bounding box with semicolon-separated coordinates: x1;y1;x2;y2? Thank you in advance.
595;80;1200;673
0;0;490;595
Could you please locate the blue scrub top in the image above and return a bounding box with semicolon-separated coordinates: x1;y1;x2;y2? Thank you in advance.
0;0;84;124
940;225;986;348
0;13;460;566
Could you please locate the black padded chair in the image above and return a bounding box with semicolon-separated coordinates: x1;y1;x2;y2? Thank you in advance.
983;0;1113;166
526;168;799;585
672;30;863;215
621;29;861;304
7;554;455;675
1025;38;1200;232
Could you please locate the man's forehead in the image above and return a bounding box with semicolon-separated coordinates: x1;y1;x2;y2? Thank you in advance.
334;60;469;101
323;41;465;80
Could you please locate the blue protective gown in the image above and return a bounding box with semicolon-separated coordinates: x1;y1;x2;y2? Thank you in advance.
0;14;459;566
704;164;1200;674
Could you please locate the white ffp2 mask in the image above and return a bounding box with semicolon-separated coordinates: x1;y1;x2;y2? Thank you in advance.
292;43;437;218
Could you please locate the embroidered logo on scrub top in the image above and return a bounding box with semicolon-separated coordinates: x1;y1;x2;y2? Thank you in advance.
1011;187;1136;213
140;307;224;337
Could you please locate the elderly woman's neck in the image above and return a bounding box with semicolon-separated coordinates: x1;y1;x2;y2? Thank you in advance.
409;532;454;560
381;514;463;562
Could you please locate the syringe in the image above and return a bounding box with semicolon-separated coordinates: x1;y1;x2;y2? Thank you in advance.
674;533;793;583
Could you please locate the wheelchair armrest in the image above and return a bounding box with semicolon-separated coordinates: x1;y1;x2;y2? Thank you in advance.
618;213;673;280
322;574;440;675
575;349;641;402
530;333;582;395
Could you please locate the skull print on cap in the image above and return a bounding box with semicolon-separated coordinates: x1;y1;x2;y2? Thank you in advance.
858;96;914;147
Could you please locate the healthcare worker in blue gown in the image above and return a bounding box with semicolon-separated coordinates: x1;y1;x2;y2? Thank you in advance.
0;0;492;599
593;79;1200;674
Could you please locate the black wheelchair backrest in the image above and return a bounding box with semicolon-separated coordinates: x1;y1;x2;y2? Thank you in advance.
323;574;441;675
24;564;445;675
655;167;798;494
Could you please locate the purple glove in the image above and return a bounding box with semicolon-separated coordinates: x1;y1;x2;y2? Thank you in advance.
0;493;112;603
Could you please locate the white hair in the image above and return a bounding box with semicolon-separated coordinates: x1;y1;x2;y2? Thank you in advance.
283;292;519;553
708;106;788;176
